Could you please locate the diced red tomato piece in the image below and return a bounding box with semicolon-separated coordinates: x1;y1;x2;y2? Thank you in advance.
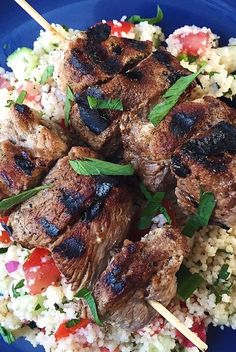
176;318;206;348
0;76;11;90
59;119;67;130
0;216;11;244
175;31;210;57
23;248;61;295
17;81;41;102
55;318;90;341
100;348;110;352
106;21;134;37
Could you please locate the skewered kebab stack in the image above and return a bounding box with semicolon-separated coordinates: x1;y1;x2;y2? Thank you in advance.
2;23;236;332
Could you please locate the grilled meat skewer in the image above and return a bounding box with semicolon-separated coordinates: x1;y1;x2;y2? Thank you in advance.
10;146;134;290
57;23;152;93
94;226;188;330
70;48;192;156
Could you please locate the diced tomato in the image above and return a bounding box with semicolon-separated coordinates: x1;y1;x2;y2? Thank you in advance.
175;31;210;57
0;216;11;244
100;348;110;352
106;21;134;37
23;248;61;295
17;81;41;102
0;76;11;90
162;199;177;226
176;318;206;348
55;318;90;341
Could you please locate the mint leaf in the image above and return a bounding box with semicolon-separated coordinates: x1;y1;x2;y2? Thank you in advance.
128;5;163;25
75;288;102;326
87;96;123;111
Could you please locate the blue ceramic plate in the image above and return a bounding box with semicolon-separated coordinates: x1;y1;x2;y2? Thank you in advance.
0;0;236;351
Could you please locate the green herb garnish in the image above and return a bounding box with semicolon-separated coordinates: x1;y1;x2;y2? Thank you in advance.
178;53;197;64
182;191;216;237
177;265;205;301
75;288;102;326
70;158;134;176
12;279;25;298
64;86;74;126
128;5;163;25
16;90;27;104
0;325;15;344
40;65;54;85
148;65;205;126
0;248;8;254
61;24;69;32
0;185;51;212
87;96;123;111
65;319;81;328
138;184;171;230
35;304;41;311
211;264;232;304
209;71;220;78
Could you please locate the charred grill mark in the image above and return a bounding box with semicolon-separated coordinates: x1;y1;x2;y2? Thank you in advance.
14;104;30;114
124;69;143;81
104;265;126;295
127;39;148;52
39;218;60;237
170;112;198;137
69;49;93;74
60;189;84;215
127;243;137;254
82;200;103;223
54;236;86;259
112;44;122;55
100;57;122;75
171;154;191;178
79;106;110;135
219;95;236;109
165;71;187;85
14;151;35;176
75;88;111;134
153;50;172;67
82;176;118;223
87;23;111;43
0;171;13;187
182;122;236;173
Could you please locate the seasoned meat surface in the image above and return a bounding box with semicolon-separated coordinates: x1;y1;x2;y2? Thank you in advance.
0;104;68;200
121;96;234;192
57;23;152;93
171;103;236;227
10;147;134;290
70;48;191;155
94;226;188;330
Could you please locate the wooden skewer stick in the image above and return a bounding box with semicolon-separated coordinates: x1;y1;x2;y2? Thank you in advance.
148;300;208;351
14;0;67;40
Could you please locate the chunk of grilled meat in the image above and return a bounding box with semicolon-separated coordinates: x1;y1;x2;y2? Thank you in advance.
0;104;68;200
57;23;152;93
10;146;134;290
94;226;188;330
121;96;234;192
171;99;236;228
70;48;191;155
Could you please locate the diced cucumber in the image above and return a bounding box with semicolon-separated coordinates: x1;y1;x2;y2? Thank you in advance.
7;47;39;81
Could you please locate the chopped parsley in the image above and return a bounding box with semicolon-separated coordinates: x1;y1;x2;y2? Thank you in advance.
211;264;233;304
69;158;134;176
128;5;163;25
182;191;216;237
87;96;123;111
64;86;75;126
177;265;205;301
40;65;54;85
138;184;171;230
0;248;8;254
0;325;15;344
75;288;102;326
148;64;206;126
12;279;25;298
65;319;81;328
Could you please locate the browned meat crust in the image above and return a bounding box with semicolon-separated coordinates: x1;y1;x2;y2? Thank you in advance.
121;97;234;192
171;98;236;227
10;146;134;290
0;104;68;200
70;48;191;155
57;23;152;93
93;226;188;330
